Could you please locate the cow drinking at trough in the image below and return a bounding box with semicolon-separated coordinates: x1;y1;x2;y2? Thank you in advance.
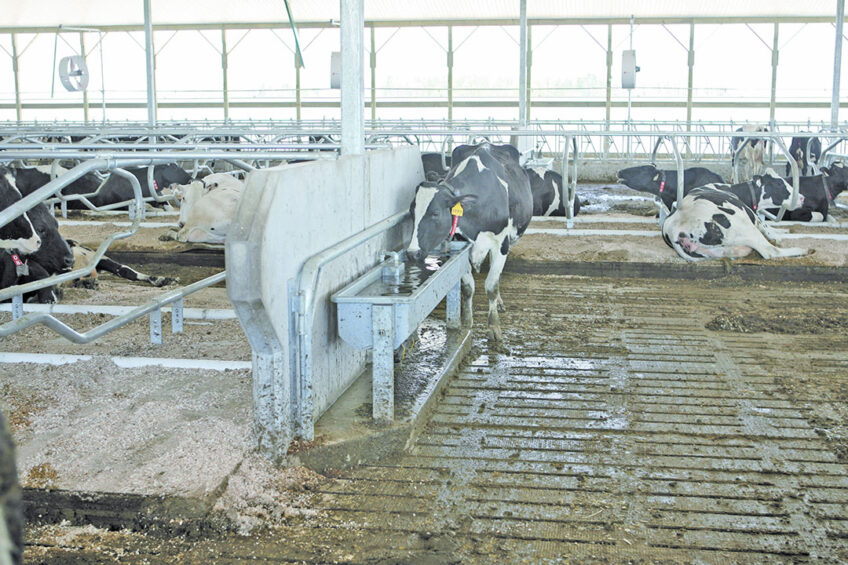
525;167;582;217
662;187;806;261
786;135;822;177
407;142;533;345
617;164;725;210
731;124;769;183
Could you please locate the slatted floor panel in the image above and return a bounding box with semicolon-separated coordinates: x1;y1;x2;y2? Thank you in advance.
307;274;848;564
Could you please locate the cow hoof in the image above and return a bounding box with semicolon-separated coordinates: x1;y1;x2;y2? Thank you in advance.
158;232;176;242
497;302;507;313
71;278;99;290
149;276;179;287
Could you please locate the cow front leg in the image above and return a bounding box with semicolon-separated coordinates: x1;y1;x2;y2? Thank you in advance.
485;249;508;345
461;271;474;328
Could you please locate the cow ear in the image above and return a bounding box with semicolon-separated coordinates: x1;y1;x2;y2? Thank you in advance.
454;194;478;209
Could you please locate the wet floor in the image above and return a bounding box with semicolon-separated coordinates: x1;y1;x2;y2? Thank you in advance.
25;272;848;564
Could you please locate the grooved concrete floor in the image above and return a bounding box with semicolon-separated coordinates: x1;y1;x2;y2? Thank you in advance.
27;272;848;564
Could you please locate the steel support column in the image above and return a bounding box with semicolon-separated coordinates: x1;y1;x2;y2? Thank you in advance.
80;32;89;123
687;22;694;129
526;24;532;124
770;23;779;128
143;0;157;125
370;26;376;121
295;53;301;121
605;25;612;155
447;26;453;123
222;28;229;120
340;0;364;155
11;34;22;123
518;0;528;127
833;0;845;129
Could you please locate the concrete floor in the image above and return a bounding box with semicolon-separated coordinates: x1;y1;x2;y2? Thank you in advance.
23;270;848;564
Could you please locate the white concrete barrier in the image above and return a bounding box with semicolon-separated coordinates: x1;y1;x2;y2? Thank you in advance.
227;146;424;458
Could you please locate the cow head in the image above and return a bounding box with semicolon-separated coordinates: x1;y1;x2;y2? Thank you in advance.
406;182;477;262
616;165;663;195
26;202;74;273
751;169;805;210
0;172;41;254
821;161;848;199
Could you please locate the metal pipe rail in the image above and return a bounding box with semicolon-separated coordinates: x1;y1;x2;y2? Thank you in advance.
0;271;226;343
292;210;410;440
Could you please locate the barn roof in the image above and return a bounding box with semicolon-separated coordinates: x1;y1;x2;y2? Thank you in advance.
1;0;844;30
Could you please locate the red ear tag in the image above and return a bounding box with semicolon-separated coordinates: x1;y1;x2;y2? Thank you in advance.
659;180;666;193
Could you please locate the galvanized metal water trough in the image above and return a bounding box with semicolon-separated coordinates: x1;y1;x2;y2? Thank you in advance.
332;241;472;422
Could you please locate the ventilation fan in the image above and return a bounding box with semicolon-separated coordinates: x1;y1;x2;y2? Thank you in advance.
58;55;90;92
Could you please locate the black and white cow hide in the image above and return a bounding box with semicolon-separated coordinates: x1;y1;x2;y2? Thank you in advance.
407;142;533;344
617;164;725;210
786;136;822;177
525;167;582;217
662;187;806;261
731;124;769;183
763;162;848;222
697;169;806;214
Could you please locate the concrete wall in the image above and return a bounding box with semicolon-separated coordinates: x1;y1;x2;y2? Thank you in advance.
227;146;423;457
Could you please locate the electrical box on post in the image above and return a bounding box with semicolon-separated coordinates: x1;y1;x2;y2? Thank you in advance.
622;50;639;89
330;51;341;89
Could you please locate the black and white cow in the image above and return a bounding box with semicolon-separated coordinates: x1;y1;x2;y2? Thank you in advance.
421;152;452;182
11;163;191;210
617;164;725;210
68;240;178;288
762;162;848;222
0;171;41;255
697;169;806;214
407;143;533;344
662;186;806;261
785;135;822;177
731;124;769;183
0;408;22;565
525;167;581;217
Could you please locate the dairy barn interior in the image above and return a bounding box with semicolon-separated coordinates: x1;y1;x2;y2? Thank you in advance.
2;0;848;563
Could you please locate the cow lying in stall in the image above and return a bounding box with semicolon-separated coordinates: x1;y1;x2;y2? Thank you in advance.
731;124;769;183
617;164;725;210
407;142;533;346
763;162;848;222
161;173;246;244
662;186;807;261
10;163;191;211
2;168;177;303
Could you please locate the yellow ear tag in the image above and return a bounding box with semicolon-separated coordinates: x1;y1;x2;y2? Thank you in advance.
451;202;464;217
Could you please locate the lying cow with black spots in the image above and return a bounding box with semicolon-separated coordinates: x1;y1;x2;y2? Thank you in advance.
762;162;848;222
161;173;245;244
525;167;583;217
662;186;807;261
407;142;533;345
68;240;178;289
695;168;806;215
617;164;725;210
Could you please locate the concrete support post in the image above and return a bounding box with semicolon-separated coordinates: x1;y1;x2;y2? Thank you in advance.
833;0;845;130
11;34;22;123
446;281;461;329
143;0;157;125
222;28;229;120
340;0;364;156
770;23;779;128
605;25;612;156
80;32;89;123
371;304;394;422
370;26;377;121
687;22;695;129
447;26;453;123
